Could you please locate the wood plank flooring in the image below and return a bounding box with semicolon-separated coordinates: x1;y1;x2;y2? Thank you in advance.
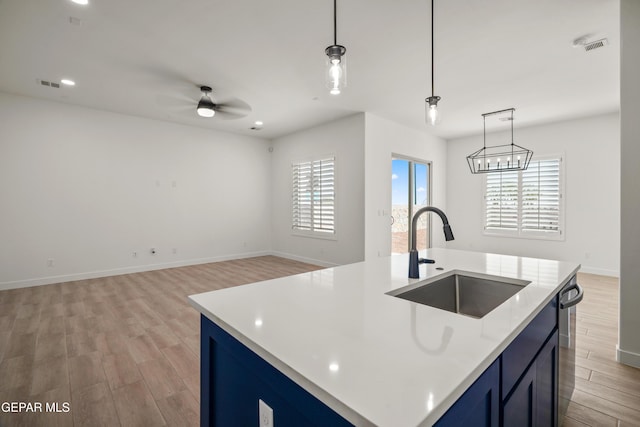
564;273;640;427
0;256;322;427
1;260;638;426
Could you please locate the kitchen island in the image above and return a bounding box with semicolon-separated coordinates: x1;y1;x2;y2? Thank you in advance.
188;248;580;426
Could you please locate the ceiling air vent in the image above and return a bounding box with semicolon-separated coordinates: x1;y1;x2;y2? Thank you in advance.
584;38;608;52
37;79;60;88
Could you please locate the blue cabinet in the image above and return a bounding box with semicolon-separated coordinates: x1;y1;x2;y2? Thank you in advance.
502;330;558;427
200;316;353;427
434;359;500;427
503;360;536;427
535;329;559;427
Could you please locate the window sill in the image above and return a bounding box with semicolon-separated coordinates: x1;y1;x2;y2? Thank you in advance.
291;230;337;241
483;230;565;242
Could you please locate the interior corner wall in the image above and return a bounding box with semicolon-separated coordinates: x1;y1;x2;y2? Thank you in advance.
619;0;640;368
364;113;448;261
269;114;365;267
445;113;620;277
0;92;272;290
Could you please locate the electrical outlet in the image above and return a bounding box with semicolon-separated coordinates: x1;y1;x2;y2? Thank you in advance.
258;400;273;427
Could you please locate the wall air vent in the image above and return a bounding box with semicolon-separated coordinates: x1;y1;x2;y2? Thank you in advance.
37;79;60;88
584;38;608;52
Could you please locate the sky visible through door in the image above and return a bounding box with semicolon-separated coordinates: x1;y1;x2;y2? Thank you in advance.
392;159;430;254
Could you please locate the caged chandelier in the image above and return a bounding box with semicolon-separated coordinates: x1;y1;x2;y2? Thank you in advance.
325;0;347;95
466;108;533;174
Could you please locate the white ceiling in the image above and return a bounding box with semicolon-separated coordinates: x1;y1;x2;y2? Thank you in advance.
0;0;620;140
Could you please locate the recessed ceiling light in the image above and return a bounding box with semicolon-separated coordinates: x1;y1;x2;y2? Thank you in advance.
61;79;76;86
71;0;89;5
254;121;263;126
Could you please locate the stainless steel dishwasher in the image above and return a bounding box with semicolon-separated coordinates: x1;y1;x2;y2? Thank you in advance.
558;275;584;425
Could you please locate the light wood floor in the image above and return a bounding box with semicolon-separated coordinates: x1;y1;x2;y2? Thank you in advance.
564;273;640;427
1;260;638;426
0;256;322;427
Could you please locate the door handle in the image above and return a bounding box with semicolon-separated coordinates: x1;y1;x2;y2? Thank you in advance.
560;283;584;309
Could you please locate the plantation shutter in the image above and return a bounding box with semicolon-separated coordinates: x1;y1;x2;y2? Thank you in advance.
485;170;519;231
522;158;561;233
292;157;335;234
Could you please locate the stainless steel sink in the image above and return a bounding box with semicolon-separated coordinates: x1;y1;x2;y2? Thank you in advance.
388;271;531;318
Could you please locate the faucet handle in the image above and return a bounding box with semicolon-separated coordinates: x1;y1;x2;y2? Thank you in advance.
419;258;435;264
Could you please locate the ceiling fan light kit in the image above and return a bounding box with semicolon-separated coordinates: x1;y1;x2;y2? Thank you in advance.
325;0;346;95
425;0;441;126
196;86;215;118
466;108;533;174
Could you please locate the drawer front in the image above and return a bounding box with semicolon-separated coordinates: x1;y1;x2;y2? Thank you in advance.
501;296;558;399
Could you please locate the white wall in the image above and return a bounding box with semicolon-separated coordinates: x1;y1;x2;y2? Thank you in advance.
270;114;365;266
0;92;272;289
446;113;620;276
364;113;448;261
618;0;640;368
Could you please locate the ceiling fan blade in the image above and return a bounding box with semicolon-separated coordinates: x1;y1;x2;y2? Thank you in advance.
155;93;193;108
213;97;252;120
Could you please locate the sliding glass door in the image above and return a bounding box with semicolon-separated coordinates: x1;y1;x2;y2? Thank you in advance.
391;157;431;254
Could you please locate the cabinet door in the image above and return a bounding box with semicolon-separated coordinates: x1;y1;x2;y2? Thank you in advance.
201;316;353;427
503;363;536;427
434;360;499;427
536;330;558;427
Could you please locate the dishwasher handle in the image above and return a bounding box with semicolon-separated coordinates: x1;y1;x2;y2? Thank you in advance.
560;282;584;309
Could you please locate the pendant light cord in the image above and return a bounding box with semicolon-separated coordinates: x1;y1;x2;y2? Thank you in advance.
511;109;515;159
334;0;337;45
431;0;434;97
482;114;486;164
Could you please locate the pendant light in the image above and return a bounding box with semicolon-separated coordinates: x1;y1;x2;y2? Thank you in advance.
325;0;346;95
426;0;441;125
466;108;533;174
196;86;215;118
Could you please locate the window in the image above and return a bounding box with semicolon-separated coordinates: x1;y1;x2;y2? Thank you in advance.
484;156;563;240
292;156;335;236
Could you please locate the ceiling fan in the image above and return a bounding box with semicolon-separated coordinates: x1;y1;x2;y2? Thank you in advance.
195;85;251;119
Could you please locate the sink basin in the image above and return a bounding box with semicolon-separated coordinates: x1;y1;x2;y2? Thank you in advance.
388;271;531;318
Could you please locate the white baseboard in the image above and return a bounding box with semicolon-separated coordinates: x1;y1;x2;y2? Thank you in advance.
268;251;339;268
578;265;619;278
0;250;271;291
617;346;640;369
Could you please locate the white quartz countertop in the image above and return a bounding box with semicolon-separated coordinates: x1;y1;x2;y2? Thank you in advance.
188;248;580;426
